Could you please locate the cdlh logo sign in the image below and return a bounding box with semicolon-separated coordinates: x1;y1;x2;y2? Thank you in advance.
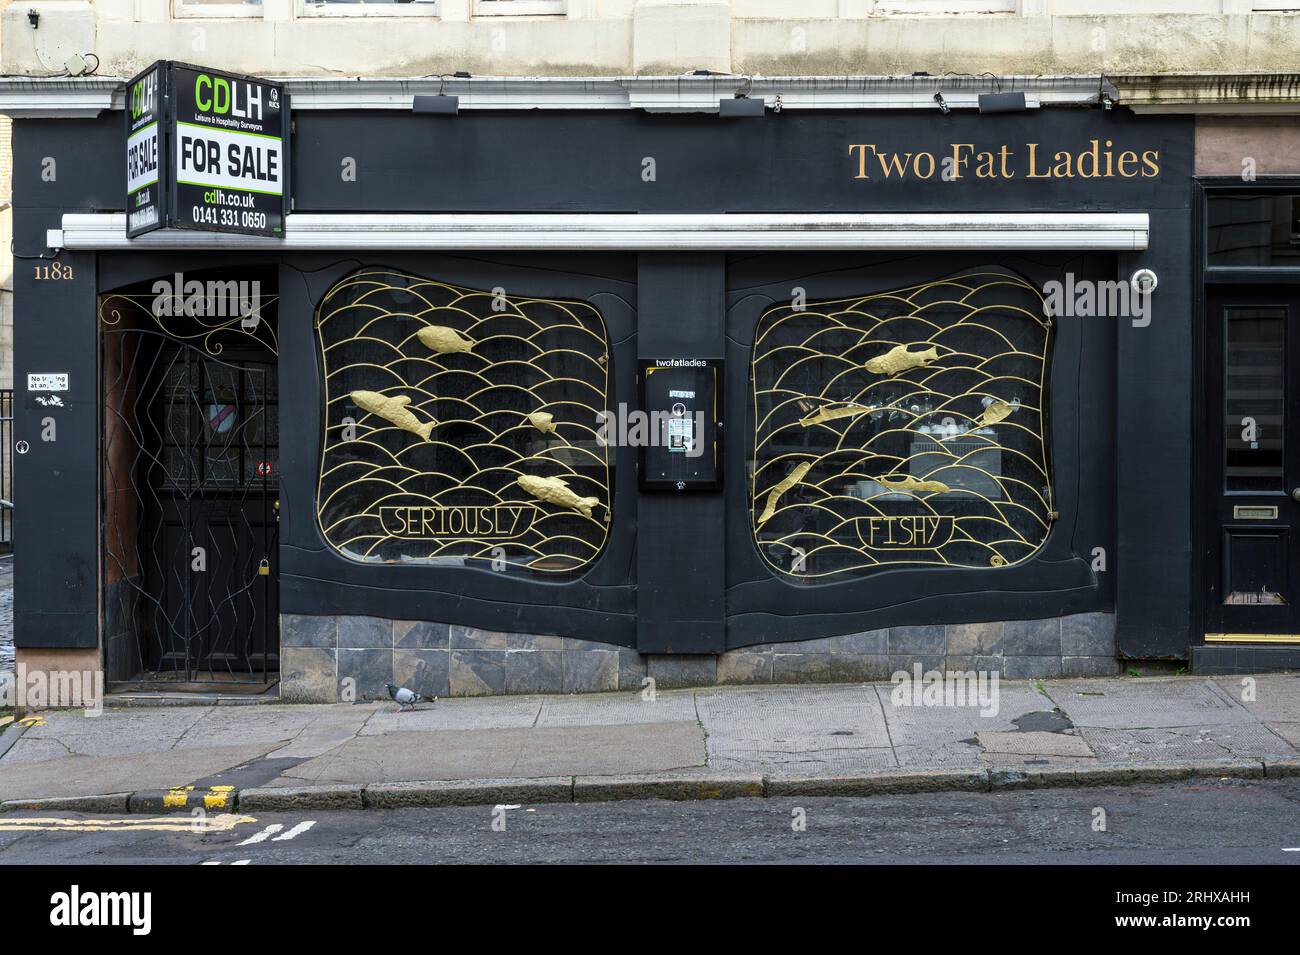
193;72;266;121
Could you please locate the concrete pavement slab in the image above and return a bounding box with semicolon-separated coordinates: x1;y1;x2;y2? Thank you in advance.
358;695;542;734
1213;674;1300;750
177;704;369;753
1047;677;1254;728
891;742;985;768
0;707;211;762
1081;724;1297;763
876;682;1051;742
695;684;895;776
1265;723;1300;750
0;744;279;802
536;689;697;727
278;721;706;785
976;730;1094;758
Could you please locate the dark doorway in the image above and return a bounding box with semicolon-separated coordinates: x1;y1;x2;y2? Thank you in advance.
1203;286;1300;641
100;270;280;688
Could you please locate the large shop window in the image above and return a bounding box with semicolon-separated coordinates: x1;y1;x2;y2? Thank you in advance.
750;268;1053;581
316;269;612;575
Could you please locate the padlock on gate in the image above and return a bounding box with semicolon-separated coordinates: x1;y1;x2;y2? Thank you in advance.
258;558;270;576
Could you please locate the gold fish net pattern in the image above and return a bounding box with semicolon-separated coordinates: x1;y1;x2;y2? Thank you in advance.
316;269;612;574
750;269;1053;580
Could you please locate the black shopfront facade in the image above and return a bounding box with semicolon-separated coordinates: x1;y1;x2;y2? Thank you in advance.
18;79;1286;702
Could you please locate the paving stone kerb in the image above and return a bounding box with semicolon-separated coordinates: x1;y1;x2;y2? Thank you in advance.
5;759;1296;814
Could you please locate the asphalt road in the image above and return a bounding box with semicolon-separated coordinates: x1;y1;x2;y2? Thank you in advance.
1;778;1299;864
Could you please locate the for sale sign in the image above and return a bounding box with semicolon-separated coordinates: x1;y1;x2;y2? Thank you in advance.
125;65;163;238
125;61;289;239
172;64;286;236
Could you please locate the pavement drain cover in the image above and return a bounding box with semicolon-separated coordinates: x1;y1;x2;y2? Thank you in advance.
1012;709;1073;733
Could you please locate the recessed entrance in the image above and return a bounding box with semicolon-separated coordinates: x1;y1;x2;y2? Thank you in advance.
99;268;280;688
1203;286;1300;643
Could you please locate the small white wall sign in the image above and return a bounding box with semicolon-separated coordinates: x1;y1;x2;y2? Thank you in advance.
27;373;69;392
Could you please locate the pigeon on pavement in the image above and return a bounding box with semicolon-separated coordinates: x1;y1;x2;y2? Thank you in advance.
386;682;425;711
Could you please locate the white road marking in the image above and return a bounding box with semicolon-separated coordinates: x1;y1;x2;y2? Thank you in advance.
1284;848;1300;852
202;859;251;865
238;824;284;845
271;821;316;842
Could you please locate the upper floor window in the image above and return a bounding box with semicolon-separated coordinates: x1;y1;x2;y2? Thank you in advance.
473;0;564;13
476;0;566;14
173;0;264;18
851;0;1014;12
300;0;440;16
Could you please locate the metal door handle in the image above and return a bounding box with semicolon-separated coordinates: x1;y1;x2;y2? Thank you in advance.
1292;488;1300;503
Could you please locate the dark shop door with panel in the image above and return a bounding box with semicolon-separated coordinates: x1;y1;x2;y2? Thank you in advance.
1204;288;1300;640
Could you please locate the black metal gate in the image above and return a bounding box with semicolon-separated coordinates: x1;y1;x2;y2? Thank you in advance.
102;324;279;686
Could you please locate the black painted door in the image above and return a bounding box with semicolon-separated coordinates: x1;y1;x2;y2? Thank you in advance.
138;343;279;678
1205;288;1300;637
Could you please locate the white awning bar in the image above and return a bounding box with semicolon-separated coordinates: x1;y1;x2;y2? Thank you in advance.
49;212;1150;252
0;74;1114;118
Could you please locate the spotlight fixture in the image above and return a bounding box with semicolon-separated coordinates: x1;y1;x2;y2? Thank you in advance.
719;96;766;118
1099;92;1116;110
1130;268;1158;296
413;94;459;116
977;91;1027;114
933;92;950;115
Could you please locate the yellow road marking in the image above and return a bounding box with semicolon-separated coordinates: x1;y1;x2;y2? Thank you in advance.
16;716;46;727
0;814;258;833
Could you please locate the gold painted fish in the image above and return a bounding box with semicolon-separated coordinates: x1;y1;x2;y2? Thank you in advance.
527;411;557;434
798;402;872;427
874;473;950;495
971;399;1014;429
517;474;600;518
417;325;476;355
864;343;939;377
349;390;436;441
757;460;813;526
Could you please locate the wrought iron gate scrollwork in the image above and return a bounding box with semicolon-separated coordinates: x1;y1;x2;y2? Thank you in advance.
101;292;278;685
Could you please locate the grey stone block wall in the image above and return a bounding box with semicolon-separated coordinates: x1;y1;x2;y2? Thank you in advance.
278;611;1119;701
